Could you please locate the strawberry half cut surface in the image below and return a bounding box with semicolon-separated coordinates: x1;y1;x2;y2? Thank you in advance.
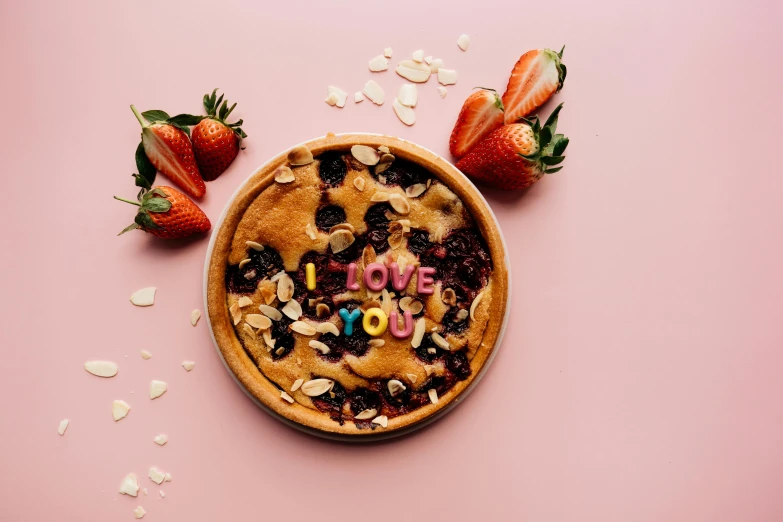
502;46;566;124
131;105;206;198
448;88;505;159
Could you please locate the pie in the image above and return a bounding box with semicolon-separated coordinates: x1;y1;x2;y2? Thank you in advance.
206;134;508;438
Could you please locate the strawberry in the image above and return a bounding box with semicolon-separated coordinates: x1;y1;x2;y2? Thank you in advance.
191;89;247;181
131;106;206;198
448;88;505;158
115;176;211;239
502;47;566;124
456;103;568;190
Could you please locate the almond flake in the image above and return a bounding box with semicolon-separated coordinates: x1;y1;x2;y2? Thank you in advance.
387;379;407;397
437;86;448;98
149;380;167;400
164;473;172;482
182;361;195;372
316;303;331;318
263;329;275;349
407;373;418;383
399;296;413;311
229;302;242;325
316;322;340;336
301;378;333;397
378;145;391;154
288;145;313;166
429;58;444;73
363;80;385;105
159;491;165;498
280;391;295;403
376;153;395;174
112;400;131;421
239;258;251;269
362;245;377;268
329;223;355;235
411;318;426;348
148;467;166;485
424;364;437;376
457;34;470;51
130;287;156;307
388;193;411;214
441;287;457;306
409;299;424;314
277;273;295;302
119;473;140;497
246;240;264;251
290;321;316;336
271;271;285;282
309;340;330;354
383;47;393;58
431;332;451;351
368;339;385;348
133;506;146;519
455;309;469;322
291;379;304;392
355;408;377;420
274;165;295;183
329;229;355;253
237;296;253;308
392;98;416;126
326;86;348;107
282;300;302;320
378;174;387;184
351;144;380;166
57;419;69;435
430;226;445;243
396;59;431;83
153;434;168;445
384;209;397;220
398;84;417;107
84;361;118;378
353;176;366;191
246;314;272;330
438;68;458;85
325;92;339;106
381;288;392;316
190;309;201;326
354;91;364;103
424;55;433;64
305;222;317;240
243;269;256;280
242;322;256;339
405;183;426;197
259;304;282;321
411;49;424;62
372;415;388;428
470;291;484;321
368;55;389;72
428;388;439;404
388;229;404;249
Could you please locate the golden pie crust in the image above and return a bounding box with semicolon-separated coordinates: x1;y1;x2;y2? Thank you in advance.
206;134;508;438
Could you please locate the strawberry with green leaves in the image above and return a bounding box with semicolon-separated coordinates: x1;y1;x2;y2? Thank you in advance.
502;47;566;124
115;175;211;239
191;89;247;181
456;103;569;190
449;88;505;158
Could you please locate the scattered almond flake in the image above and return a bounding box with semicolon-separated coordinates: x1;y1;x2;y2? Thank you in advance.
431;327;438;332
438;68;458;85
290;321;316;336
258;304;282;321
329;229;355;253
430;226;445;243
325;92;339;106
84;360;118;378
441;287;457;306
362;245;377;268
274;165;296;183
405;183;426;198
424;364;437;376
282;300;302;320
153;434;168;446
246;314;272;330
378;145;391;154
427;347;437;354
389;193;411;214
455;309;469;322
270;271;285;282
424;55;433;64
392;98;416;126
262;329;275;349
411;49;424;62
411;318;426;348
371;191;390;203
112;400;131;421
470;291;484;321
363;80;385;105
277;273;295;302
384;209;396;220
315;303;331;318
296;357;303;365
182;361;195;372
372;415;388;428
57;418;69;435
326;86;348;107
387;230;404;249
316;322;340;336
398;219;411;232
243;269;256;280
398;84;418;107
368;339;385;348
355;408;377;420
396;59;431;83
246;240;264;251
429;58;444;74
409;300;423;315
432;332;452;351
354;91;364;103
119;474;140;497
280;391;295;403
190;309;201;326
301;378;334;397
291;379;304;392
130;287;156;307
406;373;418;384
426;178;432;188
148;467;166;485
229;302;241;325
164;473;172;482
428;389;439;404
399;296;413;312
351;144;381;166
237;296;253;308
353;176;366;191
383;47;393;58
378;174;387;184
238;258;251;269
149;380;167;400
387;379;407;397
368;55;389;72
133;506;146;519
159;491;165;498
288;145;313;166
309;340;330;354
381;288;392;316
329;223;355;235
437;86;448;98
242;322;256;339
375;153;395;174
304;222;317;241
457;34;471;51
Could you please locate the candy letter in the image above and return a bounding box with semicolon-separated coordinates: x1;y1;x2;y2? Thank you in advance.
389;262;415;291
338;308;362;336
388;310;413;338
363;262;389;291
345;263;360;291
416;267;435;294
306;263;316;290
362;308;388;337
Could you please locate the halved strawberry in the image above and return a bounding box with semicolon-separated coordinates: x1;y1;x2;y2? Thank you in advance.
448;88;505;158
502;47;566;124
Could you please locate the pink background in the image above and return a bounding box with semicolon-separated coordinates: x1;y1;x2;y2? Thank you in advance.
1;0;782;520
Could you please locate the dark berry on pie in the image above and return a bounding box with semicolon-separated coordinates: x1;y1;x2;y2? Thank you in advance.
318;152;348;186
225;246;284;294
315;205;347;231
364;203;392;228
349;388;382;416
446;350;471;381
311;380;346;414
372;160;431;188
407;229;432;256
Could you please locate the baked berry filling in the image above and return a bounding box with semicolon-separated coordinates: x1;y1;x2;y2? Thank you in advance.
318;152;348;186
226;246;284;294
315;205;346;231
371;159;431;188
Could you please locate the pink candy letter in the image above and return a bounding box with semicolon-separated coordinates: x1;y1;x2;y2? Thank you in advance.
363;262;388;291
389;262;415;291
389;310;413;338
417;267;435;294
345;263;360;291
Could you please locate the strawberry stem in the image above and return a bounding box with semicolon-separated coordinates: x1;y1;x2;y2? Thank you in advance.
114;195;141;206
130;105;148;128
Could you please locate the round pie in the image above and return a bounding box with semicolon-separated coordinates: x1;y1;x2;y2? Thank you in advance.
206;134;509;438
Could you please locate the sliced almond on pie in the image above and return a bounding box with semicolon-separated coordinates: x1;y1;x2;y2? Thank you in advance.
301;378;334;396
305;222;317;240
396;59;431;83
291;379;304;392
246;240;264;251
258;304;282;321
388;193;411;214
370;191;390;202
274;165;295;183
290;321;316;336
369;339;385;348
431;332;451;351
411;318;426;348
260;285;277;305
405;183;426;198
375;153;395;174
242;322;256;340
470;291;484;321
315;303;331;318
237;296;253;308
355;408;377;420
276;273;295;302
262;329;275;349
238;258;251;269
309;340;330;354
428;388;439;404
282;300;302;320
329;229;355;253
424;364;437;376
353;176;366;191
316;322;340;336
441;287;457;306
245;314;272;330
371;415;388;428
280;391;295;404
229;302;241;325
329;223;355;235
288;145;313;166
454;309;469;322
362;245;376;268
387;379;406;397
351;145;380;166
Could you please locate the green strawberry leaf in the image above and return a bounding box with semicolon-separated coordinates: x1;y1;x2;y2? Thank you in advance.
541;155;565;166
543;103;564;130
545;166;563;174
135;210;160;229
553;137;569;156
118;223;140;236
144;198;172;213
169;122;191;137
135;142;156;184
539;127;552;149
133;173;152;190
218;101;228;120
224;102;237;119
148;188;168;198
168;114;205;126
141;110;171;122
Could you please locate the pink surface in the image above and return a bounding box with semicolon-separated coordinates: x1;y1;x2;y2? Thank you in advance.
1;0;782;520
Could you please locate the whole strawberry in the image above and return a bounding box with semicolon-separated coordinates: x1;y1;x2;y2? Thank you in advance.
191;89;247;181
456;103;569;190
502;46;566;124
115;176;211;239
131;106;206;198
